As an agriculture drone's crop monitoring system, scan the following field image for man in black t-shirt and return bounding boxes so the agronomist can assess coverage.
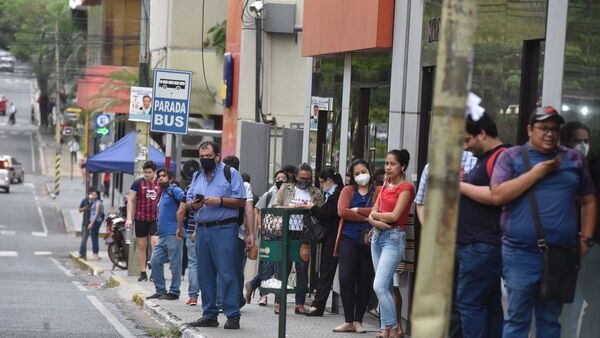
[457,113,507,338]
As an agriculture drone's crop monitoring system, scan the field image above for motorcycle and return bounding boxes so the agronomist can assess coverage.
[103,205,129,270]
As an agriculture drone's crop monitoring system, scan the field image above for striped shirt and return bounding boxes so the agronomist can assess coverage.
[130,178,161,221]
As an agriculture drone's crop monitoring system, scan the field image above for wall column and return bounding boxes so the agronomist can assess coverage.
[542,0,568,108]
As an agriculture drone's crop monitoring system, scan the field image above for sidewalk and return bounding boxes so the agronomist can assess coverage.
[70,250,383,338]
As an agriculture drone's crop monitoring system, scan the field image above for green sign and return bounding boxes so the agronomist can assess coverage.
[96,127,110,136]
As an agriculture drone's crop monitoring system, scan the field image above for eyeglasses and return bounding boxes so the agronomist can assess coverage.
[199,155,216,159]
[533,126,560,135]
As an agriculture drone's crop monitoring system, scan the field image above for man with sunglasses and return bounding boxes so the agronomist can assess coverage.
[125,160,162,282]
[186,141,246,330]
[490,107,597,338]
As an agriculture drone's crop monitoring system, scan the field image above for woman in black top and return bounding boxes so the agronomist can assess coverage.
[304,167,344,316]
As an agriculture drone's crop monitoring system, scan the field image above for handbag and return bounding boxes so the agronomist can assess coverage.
[306,215,328,243]
[520,146,580,303]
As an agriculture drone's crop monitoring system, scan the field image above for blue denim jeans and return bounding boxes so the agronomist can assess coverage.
[274,260,308,305]
[196,222,240,319]
[457,242,503,338]
[371,228,405,329]
[502,245,562,338]
[216,237,246,308]
[150,235,183,295]
[250,260,276,295]
[79,220,101,256]
[185,232,199,298]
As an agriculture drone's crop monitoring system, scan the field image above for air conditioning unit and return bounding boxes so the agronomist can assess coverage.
[175,117,222,182]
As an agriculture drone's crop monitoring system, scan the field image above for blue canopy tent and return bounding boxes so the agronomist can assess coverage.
[86,131,176,174]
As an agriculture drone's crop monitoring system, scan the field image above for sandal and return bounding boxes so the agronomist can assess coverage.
[258,295,268,306]
[244,281,255,304]
[333,323,356,333]
[353,322,367,333]
[274,303,280,314]
[295,305,306,314]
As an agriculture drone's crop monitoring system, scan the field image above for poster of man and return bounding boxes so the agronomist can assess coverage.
[129,86,153,122]
[310,96,333,131]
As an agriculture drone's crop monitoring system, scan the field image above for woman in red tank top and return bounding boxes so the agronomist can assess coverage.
[367,149,415,338]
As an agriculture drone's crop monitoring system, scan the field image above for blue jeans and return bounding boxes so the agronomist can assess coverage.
[150,235,183,295]
[79,220,101,256]
[217,237,246,308]
[185,232,199,298]
[196,222,240,319]
[250,260,276,294]
[371,228,405,329]
[274,260,308,305]
[502,245,562,338]
[457,242,503,338]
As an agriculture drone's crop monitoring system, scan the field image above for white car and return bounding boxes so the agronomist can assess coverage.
[0,169,9,193]
[0,156,24,183]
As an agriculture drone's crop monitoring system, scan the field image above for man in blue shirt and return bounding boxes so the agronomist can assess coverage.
[146,169,186,301]
[186,141,246,330]
[491,107,597,338]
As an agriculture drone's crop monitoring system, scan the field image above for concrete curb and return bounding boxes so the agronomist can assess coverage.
[55,205,67,233]
[138,297,208,338]
[68,251,104,276]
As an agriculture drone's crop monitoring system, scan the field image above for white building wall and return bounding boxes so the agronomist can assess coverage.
[148,0,226,116]
[237,0,307,130]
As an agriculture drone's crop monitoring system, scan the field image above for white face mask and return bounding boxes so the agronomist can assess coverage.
[354,173,371,186]
[574,142,590,157]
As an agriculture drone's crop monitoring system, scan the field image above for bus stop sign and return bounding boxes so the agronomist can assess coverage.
[150,68,192,135]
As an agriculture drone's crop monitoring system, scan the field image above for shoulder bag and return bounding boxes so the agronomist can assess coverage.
[520,146,580,303]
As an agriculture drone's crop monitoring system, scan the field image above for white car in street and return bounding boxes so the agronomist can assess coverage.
[0,169,9,193]
[0,155,24,183]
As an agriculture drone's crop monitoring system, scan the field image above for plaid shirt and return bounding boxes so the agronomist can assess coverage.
[414,151,477,205]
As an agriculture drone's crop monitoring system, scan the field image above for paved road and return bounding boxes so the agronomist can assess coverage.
[0,70,158,337]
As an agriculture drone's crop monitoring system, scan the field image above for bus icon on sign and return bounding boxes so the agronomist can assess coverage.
[159,79,186,90]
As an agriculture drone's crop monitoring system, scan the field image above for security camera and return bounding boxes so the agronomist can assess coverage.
[249,1,263,13]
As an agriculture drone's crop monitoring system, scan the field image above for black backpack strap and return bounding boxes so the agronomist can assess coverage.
[520,146,547,251]
[223,164,232,185]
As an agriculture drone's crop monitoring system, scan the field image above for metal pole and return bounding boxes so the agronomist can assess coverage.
[411,0,479,337]
[278,209,289,338]
[129,0,151,276]
[255,15,262,123]
[54,21,61,197]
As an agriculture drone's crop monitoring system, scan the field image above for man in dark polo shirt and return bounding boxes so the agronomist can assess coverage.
[457,113,508,338]
[186,141,246,330]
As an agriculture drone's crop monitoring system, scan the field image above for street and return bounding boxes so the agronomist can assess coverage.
[0,70,158,338]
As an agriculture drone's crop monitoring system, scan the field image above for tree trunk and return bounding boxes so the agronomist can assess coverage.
[411,0,479,337]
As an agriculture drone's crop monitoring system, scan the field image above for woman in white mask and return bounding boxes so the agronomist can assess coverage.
[331,159,381,333]
[560,121,591,158]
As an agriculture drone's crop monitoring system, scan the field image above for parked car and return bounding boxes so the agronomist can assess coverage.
[0,56,14,72]
[0,156,24,183]
[0,169,9,193]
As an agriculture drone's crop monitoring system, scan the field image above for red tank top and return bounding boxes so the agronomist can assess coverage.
[379,182,415,229]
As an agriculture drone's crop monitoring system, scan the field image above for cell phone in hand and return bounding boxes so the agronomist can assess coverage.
[194,194,204,202]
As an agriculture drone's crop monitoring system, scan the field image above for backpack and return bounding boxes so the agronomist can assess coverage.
[191,165,245,226]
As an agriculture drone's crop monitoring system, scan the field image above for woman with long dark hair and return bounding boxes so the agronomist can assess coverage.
[368,150,414,338]
[331,159,380,333]
[304,167,344,316]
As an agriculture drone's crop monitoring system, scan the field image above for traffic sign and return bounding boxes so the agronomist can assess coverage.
[96,127,109,136]
[96,114,110,128]
[150,69,192,135]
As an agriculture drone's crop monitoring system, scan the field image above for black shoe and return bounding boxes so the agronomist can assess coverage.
[147,262,151,270]
[224,317,240,329]
[304,308,324,317]
[159,293,179,300]
[138,272,148,282]
[146,293,164,299]
[189,317,219,328]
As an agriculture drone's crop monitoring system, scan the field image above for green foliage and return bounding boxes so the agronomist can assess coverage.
[203,20,226,56]
[145,324,181,338]
[0,0,86,99]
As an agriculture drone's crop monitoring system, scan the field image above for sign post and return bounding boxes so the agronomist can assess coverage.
[151,69,193,168]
